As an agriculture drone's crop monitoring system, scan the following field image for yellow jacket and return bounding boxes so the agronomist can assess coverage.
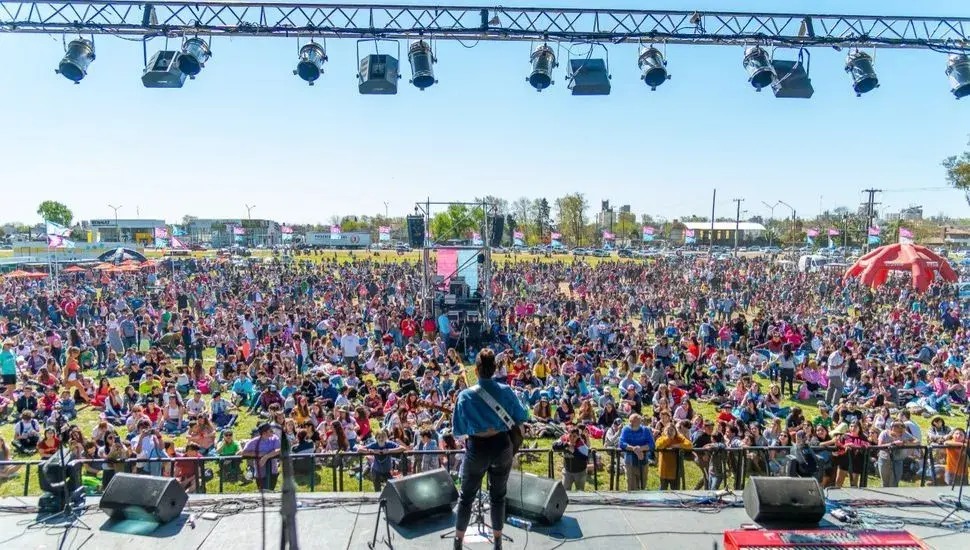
[655,434,693,480]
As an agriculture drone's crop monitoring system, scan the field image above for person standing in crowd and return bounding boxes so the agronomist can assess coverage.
[876,421,918,487]
[242,423,281,491]
[451,349,529,550]
[619,413,655,490]
[825,345,846,408]
[552,426,590,490]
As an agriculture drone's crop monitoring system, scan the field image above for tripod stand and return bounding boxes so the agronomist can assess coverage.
[938,408,970,527]
[29,416,90,532]
[439,489,514,546]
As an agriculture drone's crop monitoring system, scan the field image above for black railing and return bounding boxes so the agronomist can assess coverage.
[0,444,962,496]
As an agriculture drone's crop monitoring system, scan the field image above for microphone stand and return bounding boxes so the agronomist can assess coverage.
[274,424,300,550]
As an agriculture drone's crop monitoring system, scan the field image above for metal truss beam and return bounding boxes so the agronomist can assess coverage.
[0,2,968,51]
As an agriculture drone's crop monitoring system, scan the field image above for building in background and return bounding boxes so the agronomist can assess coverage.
[84,219,166,244]
[681,221,767,246]
[186,219,281,248]
[885,205,924,223]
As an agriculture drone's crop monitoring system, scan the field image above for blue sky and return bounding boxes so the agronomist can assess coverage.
[2,0,969,225]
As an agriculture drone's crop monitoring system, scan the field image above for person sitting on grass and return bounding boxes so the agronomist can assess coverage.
[15,386,38,416]
[210,391,237,429]
[0,437,22,479]
[12,410,40,453]
[58,389,77,421]
[36,427,60,459]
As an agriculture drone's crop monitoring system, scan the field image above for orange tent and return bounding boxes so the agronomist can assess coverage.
[4,270,47,279]
[844,242,958,292]
[92,262,115,271]
[61,266,87,273]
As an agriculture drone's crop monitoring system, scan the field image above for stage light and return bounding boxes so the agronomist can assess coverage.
[142,50,186,88]
[845,50,879,96]
[178,37,211,78]
[528,44,557,91]
[946,54,970,99]
[294,43,327,85]
[56,38,95,84]
[638,46,669,90]
[742,46,774,91]
[408,40,437,90]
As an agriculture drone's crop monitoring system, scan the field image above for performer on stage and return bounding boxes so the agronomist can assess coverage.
[451,348,529,550]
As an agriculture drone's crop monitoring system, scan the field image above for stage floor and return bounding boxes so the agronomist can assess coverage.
[1,487,968,549]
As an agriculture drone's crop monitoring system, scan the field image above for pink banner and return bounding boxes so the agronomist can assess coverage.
[281,226,293,234]
[828,228,840,236]
[806,228,819,237]
[436,248,459,286]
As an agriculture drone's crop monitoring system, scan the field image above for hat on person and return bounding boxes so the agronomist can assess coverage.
[613,418,624,426]
[830,423,849,436]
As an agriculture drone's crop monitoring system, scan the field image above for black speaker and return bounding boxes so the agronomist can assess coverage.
[407,215,425,248]
[488,215,505,247]
[505,471,568,525]
[380,468,458,525]
[743,477,825,525]
[100,473,188,524]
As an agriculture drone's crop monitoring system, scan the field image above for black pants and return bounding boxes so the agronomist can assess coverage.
[456,432,513,533]
[780,369,795,397]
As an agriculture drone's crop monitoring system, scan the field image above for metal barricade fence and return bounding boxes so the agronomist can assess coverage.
[0,444,960,496]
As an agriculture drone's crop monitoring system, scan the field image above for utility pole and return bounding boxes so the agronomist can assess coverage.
[383,201,390,219]
[732,198,744,254]
[862,188,881,253]
[709,188,716,255]
[245,204,256,220]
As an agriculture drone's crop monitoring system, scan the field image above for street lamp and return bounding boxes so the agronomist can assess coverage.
[245,204,256,220]
[107,204,122,243]
[761,201,780,247]
[777,200,796,254]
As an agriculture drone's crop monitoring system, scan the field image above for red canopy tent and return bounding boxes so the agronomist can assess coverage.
[3,269,47,280]
[61,265,88,274]
[844,242,958,292]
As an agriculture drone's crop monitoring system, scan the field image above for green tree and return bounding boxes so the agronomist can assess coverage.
[554,193,588,246]
[533,198,551,239]
[37,200,73,226]
[430,205,480,240]
[943,137,970,206]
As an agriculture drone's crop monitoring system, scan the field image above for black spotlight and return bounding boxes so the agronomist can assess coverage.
[56,38,95,84]
[845,50,879,96]
[638,46,670,90]
[178,37,211,78]
[946,54,970,99]
[408,40,437,90]
[743,46,774,91]
[294,43,327,85]
[528,44,557,91]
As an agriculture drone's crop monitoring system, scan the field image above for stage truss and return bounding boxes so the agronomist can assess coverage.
[0,1,968,51]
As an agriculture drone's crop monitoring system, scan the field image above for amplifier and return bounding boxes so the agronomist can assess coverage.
[724,529,928,550]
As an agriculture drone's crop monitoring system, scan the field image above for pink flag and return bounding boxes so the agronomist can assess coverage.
[685,229,695,237]
[899,227,913,239]
[827,228,840,236]
[233,226,246,235]
[513,231,524,239]
[868,226,881,236]
[171,236,188,249]
[378,226,391,234]
[550,232,561,240]
[154,227,169,239]
[806,228,819,238]
[602,231,615,240]
[47,234,64,248]
[643,226,655,235]
[281,226,293,234]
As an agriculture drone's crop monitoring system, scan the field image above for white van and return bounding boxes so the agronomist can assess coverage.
[798,254,830,273]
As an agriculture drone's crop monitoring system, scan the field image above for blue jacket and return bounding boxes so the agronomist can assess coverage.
[618,426,656,465]
[453,379,529,438]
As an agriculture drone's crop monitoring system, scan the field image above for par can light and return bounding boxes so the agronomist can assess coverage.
[56,38,95,84]
[528,44,557,91]
[637,46,669,90]
[845,50,879,96]
[408,40,437,90]
[946,54,970,99]
[294,43,327,85]
[178,37,211,78]
[742,46,774,91]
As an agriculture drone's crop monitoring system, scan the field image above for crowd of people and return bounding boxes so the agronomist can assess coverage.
[0,250,967,495]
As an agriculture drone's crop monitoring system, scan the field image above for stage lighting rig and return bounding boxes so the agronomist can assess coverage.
[528,44,557,91]
[294,42,327,85]
[56,38,95,84]
[946,53,970,99]
[178,37,211,78]
[408,39,437,90]
[742,45,774,91]
[845,49,879,96]
[142,50,186,88]
[637,46,670,90]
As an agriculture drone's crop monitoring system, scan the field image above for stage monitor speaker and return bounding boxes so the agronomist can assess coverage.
[506,471,568,525]
[358,54,400,94]
[100,473,188,524]
[743,477,825,526]
[407,215,425,248]
[380,468,458,525]
[488,215,505,247]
